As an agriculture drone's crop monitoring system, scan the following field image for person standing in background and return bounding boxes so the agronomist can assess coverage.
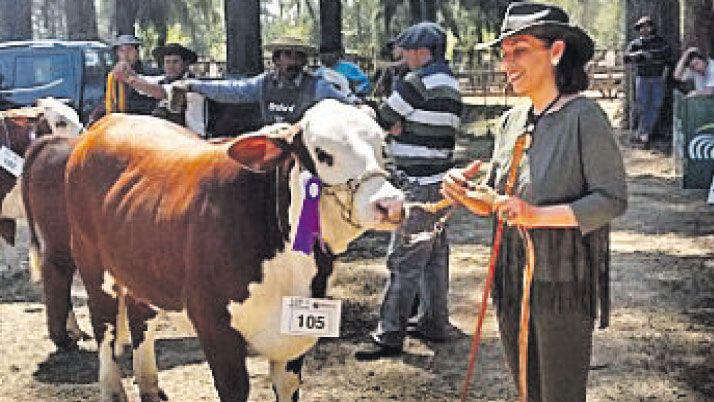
[624,16,672,147]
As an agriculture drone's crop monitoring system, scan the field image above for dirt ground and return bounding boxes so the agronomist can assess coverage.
[0,99,712,401]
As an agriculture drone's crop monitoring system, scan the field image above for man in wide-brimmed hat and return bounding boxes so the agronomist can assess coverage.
[624,15,672,146]
[110,35,161,112]
[113,42,199,125]
[167,36,353,125]
[153,43,198,80]
[87,35,159,124]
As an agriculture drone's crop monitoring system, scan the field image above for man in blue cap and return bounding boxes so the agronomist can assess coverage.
[318,44,372,98]
[356,22,463,360]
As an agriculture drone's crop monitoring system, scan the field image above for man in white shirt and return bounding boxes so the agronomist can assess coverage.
[674,47,714,96]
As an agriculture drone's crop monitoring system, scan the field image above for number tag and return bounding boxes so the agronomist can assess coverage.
[280,296,341,337]
[0,146,23,177]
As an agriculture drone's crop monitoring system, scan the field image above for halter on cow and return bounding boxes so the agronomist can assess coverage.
[63,99,404,402]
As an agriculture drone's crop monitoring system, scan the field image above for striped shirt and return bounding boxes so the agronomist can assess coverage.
[378,60,462,182]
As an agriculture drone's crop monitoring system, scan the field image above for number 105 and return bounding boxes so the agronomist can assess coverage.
[297,314,325,330]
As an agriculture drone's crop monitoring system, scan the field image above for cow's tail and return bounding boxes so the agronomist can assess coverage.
[21,137,53,283]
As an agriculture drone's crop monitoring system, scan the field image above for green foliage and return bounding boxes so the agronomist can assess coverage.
[90,0,625,64]
[533,0,624,47]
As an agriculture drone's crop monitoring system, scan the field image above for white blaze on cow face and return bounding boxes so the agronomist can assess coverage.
[297,100,405,253]
[36,97,83,137]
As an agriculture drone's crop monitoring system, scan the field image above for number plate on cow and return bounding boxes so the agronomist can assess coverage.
[0,146,23,177]
[280,296,341,337]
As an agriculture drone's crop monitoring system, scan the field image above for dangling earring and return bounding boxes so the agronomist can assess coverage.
[551,59,560,66]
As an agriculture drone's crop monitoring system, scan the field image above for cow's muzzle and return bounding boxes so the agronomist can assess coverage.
[373,196,405,228]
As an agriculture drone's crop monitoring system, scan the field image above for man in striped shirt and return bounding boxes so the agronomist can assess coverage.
[356,22,463,360]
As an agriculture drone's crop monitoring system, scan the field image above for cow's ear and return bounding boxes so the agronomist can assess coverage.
[227,135,291,172]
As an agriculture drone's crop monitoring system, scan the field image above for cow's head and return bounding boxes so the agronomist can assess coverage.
[228,99,405,253]
[35,98,83,137]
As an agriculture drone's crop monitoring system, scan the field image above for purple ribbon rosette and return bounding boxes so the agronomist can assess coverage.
[292,176,322,254]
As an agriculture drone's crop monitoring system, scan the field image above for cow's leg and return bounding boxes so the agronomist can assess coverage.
[189,300,249,402]
[66,309,91,342]
[75,247,128,402]
[41,252,83,350]
[270,358,303,402]
[126,297,167,402]
[91,291,128,402]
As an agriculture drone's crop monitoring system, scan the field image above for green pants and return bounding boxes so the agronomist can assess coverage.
[497,308,594,402]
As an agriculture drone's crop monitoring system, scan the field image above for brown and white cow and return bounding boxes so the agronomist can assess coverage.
[64,99,405,402]
[22,134,86,350]
[0,99,86,349]
[0,98,82,249]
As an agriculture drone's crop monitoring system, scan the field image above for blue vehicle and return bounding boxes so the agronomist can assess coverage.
[0,40,113,122]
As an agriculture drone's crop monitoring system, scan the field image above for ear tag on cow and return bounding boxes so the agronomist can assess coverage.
[0,146,24,177]
[292,176,322,254]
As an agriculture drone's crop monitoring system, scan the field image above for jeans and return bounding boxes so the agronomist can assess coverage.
[373,181,450,347]
[635,76,665,139]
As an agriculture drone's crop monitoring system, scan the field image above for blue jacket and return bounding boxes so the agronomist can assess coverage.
[188,70,352,105]
[333,61,372,96]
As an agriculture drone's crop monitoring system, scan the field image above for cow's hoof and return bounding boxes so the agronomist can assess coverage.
[68,328,92,342]
[53,338,79,353]
[104,394,128,402]
[140,389,168,402]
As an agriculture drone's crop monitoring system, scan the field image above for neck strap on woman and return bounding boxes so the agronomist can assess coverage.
[526,93,561,133]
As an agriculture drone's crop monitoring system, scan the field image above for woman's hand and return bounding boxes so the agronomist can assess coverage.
[441,160,495,216]
[494,197,579,228]
[494,196,537,226]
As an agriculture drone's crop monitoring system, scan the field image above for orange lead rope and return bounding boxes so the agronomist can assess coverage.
[517,226,536,402]
[105,72,126,114]
[460,132,533,402]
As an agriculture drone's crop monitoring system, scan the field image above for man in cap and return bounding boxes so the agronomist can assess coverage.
[674,47,714,96]
[113,43,199,125]
[624,16,672,146]
[168,37,353,126]
[318,43,372,97]
[355,22,463,360]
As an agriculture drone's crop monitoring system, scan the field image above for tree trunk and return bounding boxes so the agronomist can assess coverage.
[422,0,437,22]
[115,0,139,35]
[408,0,421,24]
[624,0,680,136]
[681,0,714,55]
[0,0,32,41]
[225,0,263,76]
[383,0,397,39]
[65,0,98,40]
[320,0,342,53]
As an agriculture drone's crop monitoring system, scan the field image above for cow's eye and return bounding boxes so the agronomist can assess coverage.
[315,147,334,167]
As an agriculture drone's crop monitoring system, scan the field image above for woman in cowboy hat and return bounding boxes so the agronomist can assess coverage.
[443,3,627,401]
